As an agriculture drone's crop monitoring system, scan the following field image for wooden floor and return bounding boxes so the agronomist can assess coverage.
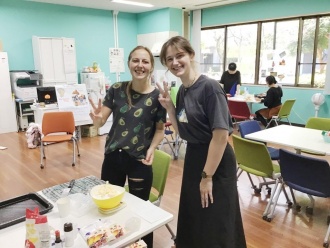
[1,129,329,248]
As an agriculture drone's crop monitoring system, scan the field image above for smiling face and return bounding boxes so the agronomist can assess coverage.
[165,46,194,78]
[128,48,153,81]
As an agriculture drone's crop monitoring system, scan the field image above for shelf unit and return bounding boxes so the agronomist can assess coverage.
[16,100,34,131]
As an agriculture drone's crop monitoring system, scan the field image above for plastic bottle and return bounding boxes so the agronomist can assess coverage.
[64,222,74,247]
[54,230,63,248]
[244,87,249,95]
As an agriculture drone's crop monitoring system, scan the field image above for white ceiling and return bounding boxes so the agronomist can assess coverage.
[27,0,251,13]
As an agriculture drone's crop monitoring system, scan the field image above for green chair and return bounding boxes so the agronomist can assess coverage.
[149,150,171,205]
[302,117,330,155]
[232,135,290,221]
[125,149,176,239]
[266,99,296,128]
[170,86,179,107]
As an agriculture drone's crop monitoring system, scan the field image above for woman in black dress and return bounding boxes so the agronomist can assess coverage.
[157,36,246,248]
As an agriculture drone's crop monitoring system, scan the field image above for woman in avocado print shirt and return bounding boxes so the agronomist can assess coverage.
[89,46,166,248]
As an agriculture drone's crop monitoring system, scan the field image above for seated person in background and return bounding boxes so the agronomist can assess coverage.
[219,62,241,96]
[255,75,283,127]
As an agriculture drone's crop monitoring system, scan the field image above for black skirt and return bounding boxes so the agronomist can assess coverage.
[175,142,246,248]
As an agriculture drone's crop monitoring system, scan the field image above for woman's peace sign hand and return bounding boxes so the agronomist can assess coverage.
[89,98,102,121]
[156,82,173,110]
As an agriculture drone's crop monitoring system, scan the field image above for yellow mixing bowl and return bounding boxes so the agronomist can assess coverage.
[90,183,125,209]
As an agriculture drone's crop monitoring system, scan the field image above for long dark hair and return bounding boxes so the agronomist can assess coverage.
[126,46,154,107]
[266,75,277,85]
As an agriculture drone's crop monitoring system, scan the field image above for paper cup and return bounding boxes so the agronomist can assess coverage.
[56,197,71,218]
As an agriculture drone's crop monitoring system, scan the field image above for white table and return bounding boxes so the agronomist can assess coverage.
[228,95,261,112]
[245,125,330,155]
[0,191,173,247]
[31,105,92,127]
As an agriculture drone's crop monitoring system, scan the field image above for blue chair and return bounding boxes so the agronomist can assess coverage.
[239,120,279,160]
[278,149,330,248]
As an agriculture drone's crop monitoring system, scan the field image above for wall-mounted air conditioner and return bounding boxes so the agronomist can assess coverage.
[137,31,179,56]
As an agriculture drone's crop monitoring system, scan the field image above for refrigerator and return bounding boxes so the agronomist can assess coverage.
[80,72,112,135]
[0,52,17,133]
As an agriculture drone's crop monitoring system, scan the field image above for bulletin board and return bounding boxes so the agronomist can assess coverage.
[55,84,90,122]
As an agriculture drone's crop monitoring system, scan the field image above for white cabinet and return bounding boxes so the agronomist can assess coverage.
[0,52,18,133]
[32,36,78,87]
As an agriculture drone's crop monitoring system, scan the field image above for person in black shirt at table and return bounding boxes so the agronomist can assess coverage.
[255,75,283,127]
[219,62,241,96]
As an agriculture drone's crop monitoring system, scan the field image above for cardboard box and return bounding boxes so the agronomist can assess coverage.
[81,125,98,137]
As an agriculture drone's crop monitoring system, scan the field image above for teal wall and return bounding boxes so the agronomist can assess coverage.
[202,0,330,27]
[137,9,170,34]
[0,0,182,83]
[169,8,183,34]
[0,0,138,82]
[202,0,330,124]
[137,8,182,34]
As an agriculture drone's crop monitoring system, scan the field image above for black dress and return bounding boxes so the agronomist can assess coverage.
[175,75,246,248]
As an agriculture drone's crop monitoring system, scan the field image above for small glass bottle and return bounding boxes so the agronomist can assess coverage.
[63,222,74,247]
[54,230,63,248]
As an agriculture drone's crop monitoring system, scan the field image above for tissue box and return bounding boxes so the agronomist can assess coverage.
[81,125,98,137]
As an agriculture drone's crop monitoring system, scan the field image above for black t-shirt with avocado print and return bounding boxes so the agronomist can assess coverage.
[103,81,166,159]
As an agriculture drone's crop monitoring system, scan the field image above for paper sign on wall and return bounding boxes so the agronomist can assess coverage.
[109,48,125,73]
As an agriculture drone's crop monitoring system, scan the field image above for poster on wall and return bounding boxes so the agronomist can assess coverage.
[109,48,125,73]
[55,84,90,122]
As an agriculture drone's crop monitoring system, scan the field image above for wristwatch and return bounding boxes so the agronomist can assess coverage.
[201,171,213,179]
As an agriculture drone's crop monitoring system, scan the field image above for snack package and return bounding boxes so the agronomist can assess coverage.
[25,208,50,248]
[79,219,126,248]
[125,240,147,248]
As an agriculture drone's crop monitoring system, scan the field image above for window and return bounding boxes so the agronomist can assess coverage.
[200,28,225,81]
[259,20,299,85]
[201,15,330,88]
[227,24,257,84]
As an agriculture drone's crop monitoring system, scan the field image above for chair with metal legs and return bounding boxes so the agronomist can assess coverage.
[265,99,296,128]
[40,111,80,169]
[232,135,290,222]
[275,149,330,247]
[237,120,280,195]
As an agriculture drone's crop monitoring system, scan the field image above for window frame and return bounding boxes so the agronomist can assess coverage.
[201,14,330,88]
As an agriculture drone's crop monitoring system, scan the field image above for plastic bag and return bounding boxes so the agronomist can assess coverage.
[25,207,50,248]
[26,123,42,149]
[79,219,126,248]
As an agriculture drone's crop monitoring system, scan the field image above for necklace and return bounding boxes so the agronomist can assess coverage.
[185,75,196,89]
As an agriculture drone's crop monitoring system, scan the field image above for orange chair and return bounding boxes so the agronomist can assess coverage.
[228,100,254,126]
[40,111,80,168]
